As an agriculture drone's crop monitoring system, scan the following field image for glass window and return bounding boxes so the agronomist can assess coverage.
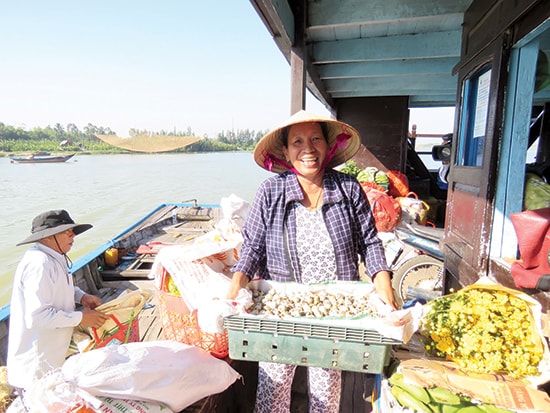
[458,67,492,167]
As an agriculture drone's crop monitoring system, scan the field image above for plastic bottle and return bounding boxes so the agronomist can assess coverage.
[172,210,178,225]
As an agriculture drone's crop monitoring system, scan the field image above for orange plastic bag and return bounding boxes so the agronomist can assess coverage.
[361,183,402,232]
[387,170,409,198]
[360,181,387,193]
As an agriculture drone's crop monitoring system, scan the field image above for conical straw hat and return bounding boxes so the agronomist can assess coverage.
[253,110,361,173]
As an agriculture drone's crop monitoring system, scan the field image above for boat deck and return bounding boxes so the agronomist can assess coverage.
[75,204,367,412]
[82,205,262,413]
[96,278,270,413]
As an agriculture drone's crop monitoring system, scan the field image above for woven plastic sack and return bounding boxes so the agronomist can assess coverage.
[95,397,174,413]
[88,290,149,342]
[156,267,229,358]
[361,183,402,232]
[62,341,241,412]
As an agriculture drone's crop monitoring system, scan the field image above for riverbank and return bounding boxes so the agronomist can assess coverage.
[0,147,246,158]
[1,149,175,157]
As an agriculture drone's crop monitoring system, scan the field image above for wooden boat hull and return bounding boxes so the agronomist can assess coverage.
[9,153,75,163]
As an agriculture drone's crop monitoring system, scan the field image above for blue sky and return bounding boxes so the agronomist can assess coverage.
[0,1,453,138]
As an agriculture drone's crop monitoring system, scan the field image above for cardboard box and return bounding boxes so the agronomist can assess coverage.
[400,358,550,412]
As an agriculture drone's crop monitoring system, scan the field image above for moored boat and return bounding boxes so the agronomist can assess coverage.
[9,153,75,164]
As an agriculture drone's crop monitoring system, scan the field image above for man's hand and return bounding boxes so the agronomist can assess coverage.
[81,293,102,309]
[80,308,109,329]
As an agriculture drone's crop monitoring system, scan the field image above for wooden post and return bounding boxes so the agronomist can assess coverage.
[290,0,306,115]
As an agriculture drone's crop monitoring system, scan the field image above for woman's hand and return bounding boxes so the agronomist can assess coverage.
[226,271,251,300]
[373,270,398,310]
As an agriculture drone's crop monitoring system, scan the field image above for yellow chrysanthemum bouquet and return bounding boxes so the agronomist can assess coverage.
[420,278,547,378]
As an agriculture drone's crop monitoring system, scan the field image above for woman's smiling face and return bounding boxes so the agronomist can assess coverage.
[283,122,328,179]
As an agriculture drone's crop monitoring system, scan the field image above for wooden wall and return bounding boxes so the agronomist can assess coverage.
[336,97,409,171]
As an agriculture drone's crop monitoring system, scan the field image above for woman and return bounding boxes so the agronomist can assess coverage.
[227,110,397,413]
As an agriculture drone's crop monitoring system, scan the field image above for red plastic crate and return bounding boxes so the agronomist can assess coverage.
[157,268,229,358]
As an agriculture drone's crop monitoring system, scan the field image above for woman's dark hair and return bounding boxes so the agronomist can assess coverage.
[281,122,329,147]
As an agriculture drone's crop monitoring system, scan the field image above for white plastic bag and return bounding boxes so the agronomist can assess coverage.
[197,288,253,333]
[7,369,102,413]
[220,193,250,229]
[62,340,241,411]
[151,249,234,310]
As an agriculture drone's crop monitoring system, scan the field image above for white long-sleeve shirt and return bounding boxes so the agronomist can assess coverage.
[7,243,85,388]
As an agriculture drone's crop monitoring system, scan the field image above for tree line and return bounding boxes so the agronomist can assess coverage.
[0,122,268,154]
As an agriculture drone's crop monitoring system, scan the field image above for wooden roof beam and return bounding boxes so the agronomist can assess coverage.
[326,74,456,94]
[312,30,462,64]
[308,0,473,26]
[317,57,458,79]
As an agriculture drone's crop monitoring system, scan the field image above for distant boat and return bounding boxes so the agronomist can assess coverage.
[9,153,75,164]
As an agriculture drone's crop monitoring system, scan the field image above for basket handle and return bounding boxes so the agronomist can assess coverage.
[124,310,137,344]
[92,313,123,344]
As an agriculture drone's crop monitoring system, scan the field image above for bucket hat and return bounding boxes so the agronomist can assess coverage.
[253,110,362,174]
[17,209,92,246]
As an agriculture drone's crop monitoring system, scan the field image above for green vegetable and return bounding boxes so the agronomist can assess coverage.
[524,173,550,210]
[389,373,431,404]
[391,384,433,412]
[362,167,378,182]
[339,160,363,178]
[374,170,389,185]
[427,387,462,405]
[356,170,372,182]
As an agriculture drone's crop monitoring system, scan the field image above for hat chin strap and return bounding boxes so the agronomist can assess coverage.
[263,152,303,176]
[53,235,73,269]
[319,131,351,171]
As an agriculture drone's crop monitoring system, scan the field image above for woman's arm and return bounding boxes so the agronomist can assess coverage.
[226,271,251,300]
[372,270,397,309]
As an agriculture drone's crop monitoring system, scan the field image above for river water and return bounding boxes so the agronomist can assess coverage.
[0,152,271,309]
